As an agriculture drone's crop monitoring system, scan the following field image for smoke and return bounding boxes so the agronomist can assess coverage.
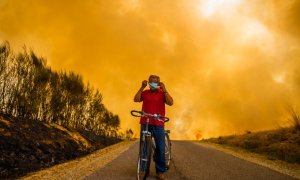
[1,0,300,139]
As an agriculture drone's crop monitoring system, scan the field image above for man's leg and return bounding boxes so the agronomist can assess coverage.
[152,125,166,174]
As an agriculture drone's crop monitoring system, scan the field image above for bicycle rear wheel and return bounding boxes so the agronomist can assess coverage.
[137,136,152,180]
[165,133,171,170]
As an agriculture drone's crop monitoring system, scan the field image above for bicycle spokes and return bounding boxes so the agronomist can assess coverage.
[137,137,152,180]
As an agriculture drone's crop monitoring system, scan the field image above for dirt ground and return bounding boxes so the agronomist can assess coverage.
[22,140,135,180]
[0,113,121,179]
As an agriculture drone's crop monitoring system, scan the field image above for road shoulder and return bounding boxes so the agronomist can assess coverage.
[21,140,137,180]
[196,141,300,179]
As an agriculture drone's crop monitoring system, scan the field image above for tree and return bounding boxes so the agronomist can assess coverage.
[0,41,121,139]
[125,128,134,140]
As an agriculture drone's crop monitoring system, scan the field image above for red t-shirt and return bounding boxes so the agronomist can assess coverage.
[140,89,166,126]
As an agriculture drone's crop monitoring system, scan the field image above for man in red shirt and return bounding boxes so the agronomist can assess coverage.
[134,75,173,180]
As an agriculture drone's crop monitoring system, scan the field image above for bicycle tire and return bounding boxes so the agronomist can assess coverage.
[152,138,156,163]
[151,133,172,170]
[137,136,152,180]
[165,133,171,170]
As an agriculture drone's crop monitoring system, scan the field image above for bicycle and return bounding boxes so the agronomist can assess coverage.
[131,110,172,180]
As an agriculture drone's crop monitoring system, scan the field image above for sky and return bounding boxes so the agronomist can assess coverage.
[0,0,300,139]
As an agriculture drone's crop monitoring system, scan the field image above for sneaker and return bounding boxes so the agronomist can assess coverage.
[157,173,165,180]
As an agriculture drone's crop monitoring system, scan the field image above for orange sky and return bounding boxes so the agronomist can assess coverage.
[1,0,300,139]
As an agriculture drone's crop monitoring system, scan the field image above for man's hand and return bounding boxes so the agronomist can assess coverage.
[159,82,167,92]
[134,80,147,102]
[159,82,173,106]
[142,80,148,89]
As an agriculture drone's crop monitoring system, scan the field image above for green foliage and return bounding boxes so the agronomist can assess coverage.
[0,41,120,138]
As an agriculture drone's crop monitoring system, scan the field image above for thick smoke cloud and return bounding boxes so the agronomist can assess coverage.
[1,0,299,139]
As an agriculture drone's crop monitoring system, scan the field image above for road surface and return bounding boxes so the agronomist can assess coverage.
[85,141,295,180]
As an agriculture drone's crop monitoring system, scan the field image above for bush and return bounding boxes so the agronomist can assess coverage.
[287,106,300,130]
[0,41,120,138]
[204,127,300,164]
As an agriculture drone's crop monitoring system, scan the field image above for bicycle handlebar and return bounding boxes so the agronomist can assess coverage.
[130,110,169,122]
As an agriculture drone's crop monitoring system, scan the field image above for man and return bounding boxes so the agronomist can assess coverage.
[134,75,173,180]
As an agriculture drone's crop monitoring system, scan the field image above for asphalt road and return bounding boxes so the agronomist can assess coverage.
[85,141,295,180]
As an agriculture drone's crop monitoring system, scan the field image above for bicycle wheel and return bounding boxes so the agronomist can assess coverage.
[165,133,171,170]
[152,138,156,163]
[137,136,152,180]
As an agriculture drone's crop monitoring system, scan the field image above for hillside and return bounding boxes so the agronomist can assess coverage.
[0,41,123,179]
[202,127,300,164]
[0,113,121,179]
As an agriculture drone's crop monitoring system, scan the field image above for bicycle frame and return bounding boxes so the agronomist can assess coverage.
[132,110,169,139]
[141,116,151,142]
[131,110,171,180]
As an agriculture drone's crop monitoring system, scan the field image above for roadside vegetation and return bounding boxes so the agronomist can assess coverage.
[0,41,120,137]
[202,107,300,164]
[0,41,128,178]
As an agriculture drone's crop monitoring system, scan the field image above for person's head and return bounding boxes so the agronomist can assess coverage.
[148,74,160,91]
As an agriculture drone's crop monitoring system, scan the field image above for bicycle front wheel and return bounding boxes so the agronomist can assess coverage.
[137,136,152,180]
[165,133,171,170]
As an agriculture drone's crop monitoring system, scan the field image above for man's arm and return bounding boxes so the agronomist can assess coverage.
[134,80,147,102]
[164,92,174,106]
[159,82,174,106]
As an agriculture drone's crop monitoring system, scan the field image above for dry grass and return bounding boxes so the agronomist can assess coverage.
[203,108,300,164]
[288,107,300,130]
[203,128,300,164]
